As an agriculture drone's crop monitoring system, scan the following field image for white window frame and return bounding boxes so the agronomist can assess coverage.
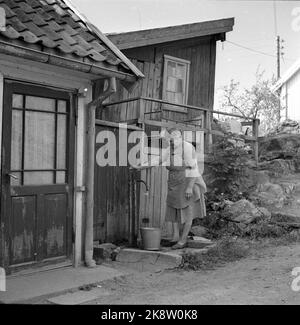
[162,55,190,113]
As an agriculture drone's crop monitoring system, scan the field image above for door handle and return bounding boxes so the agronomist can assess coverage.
[7,173,19,180]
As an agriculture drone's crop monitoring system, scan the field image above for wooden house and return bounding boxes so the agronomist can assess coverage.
[93,18,235,244]
[0,0,143,273]
[274,58,300,121]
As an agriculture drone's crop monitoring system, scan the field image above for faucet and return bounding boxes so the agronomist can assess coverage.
[135,179,149,195]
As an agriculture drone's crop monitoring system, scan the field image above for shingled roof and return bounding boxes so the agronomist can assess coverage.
[0,0,143,79]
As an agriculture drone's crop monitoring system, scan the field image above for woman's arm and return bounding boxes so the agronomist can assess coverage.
[185,177,197,200]
[131,145,170,170]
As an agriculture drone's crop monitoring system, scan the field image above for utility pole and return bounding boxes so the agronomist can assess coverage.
[276,36,285,79]
[277,35,281,79]
[276,36,285,122]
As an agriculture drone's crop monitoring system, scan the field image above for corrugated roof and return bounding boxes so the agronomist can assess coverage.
[0,0,144,78]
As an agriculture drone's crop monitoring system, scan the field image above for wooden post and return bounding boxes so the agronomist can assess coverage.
[252,119,260,164]
[139,98,145,121]
[98,103,104,120]
[85,78,116,268]
[204,111,213,153]
[128,170,133,246]
[128,170,137,247]
[85,103,97,267]
[0,73,4,269]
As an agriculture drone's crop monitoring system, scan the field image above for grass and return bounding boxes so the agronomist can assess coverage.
[181,237,250,271]
[181,227,300,271]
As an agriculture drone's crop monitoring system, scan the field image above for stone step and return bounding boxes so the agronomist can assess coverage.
[47,287,111,305]
[114,242,216,272]
[115,248,183,272]
[187,237,214,249]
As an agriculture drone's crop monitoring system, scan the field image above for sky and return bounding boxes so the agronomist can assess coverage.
[71,0,300,107]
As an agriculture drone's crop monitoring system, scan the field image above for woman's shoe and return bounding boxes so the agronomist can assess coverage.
[171,242,186,250]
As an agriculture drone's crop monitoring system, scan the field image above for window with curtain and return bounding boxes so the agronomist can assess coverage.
[162,55,190,113]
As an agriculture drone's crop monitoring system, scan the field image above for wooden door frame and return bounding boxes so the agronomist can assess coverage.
[0,80,76,272]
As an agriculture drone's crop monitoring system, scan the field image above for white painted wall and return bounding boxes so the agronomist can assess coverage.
[282,69,300,121]
[0,56,94,267]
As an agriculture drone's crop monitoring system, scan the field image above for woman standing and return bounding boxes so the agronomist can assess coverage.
[164,128,206,249]
[134,127,206,249]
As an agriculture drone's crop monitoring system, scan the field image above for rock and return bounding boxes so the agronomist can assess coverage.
[277,182,296,195]
[290,229,300,239]
[269,119,300,135]
[271,212,300,223]
[190,226,208,237]
[252,192,286,209]
[258,159,296,175]
[257,183,284,197]
[239,169,270,191]
[293,183,300,194]
[111,247,121,261]
[187,237,214,249]
[256,207,272,221]
[250,182,287,209]
[259,134,300,167]
[223,199,264,224]
[93,243,118,261]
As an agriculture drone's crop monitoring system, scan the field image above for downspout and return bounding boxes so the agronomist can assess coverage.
[85,77,117,267]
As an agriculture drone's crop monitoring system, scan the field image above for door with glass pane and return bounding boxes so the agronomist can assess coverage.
[1,81,75,270]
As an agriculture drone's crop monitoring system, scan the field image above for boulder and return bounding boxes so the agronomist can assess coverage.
[190,225,208,237]
[223,199,268,224]
[238,169,270,191]
[93,243,118,261]
[256,207,272,221]
[257,183,284,197]
[250,182,286,209]
[269,119,300,135]
[258,159,296,175]
[259,134,300,165]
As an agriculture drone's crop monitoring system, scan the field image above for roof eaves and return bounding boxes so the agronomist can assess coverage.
[107,18,234,50]
[0,39,137,83]
[63,0,144,79]
[273,58,300,91]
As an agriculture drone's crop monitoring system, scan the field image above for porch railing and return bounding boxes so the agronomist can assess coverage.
[101,96,260,163]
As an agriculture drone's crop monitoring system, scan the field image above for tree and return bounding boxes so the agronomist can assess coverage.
[219,70,282,135]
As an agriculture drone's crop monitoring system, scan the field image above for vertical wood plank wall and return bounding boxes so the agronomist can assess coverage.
[94,36,216,242]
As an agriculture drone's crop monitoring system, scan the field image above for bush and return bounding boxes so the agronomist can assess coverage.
[206,135,252,198]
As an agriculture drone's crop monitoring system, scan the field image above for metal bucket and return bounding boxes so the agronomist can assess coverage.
[140,227,161,251]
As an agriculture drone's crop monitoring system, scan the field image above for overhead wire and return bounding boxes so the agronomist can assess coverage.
[224,40,296,62]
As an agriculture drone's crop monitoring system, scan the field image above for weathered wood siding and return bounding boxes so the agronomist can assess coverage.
[94,35,217,241]
[98,36,216,123]
[94,123,137,243]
